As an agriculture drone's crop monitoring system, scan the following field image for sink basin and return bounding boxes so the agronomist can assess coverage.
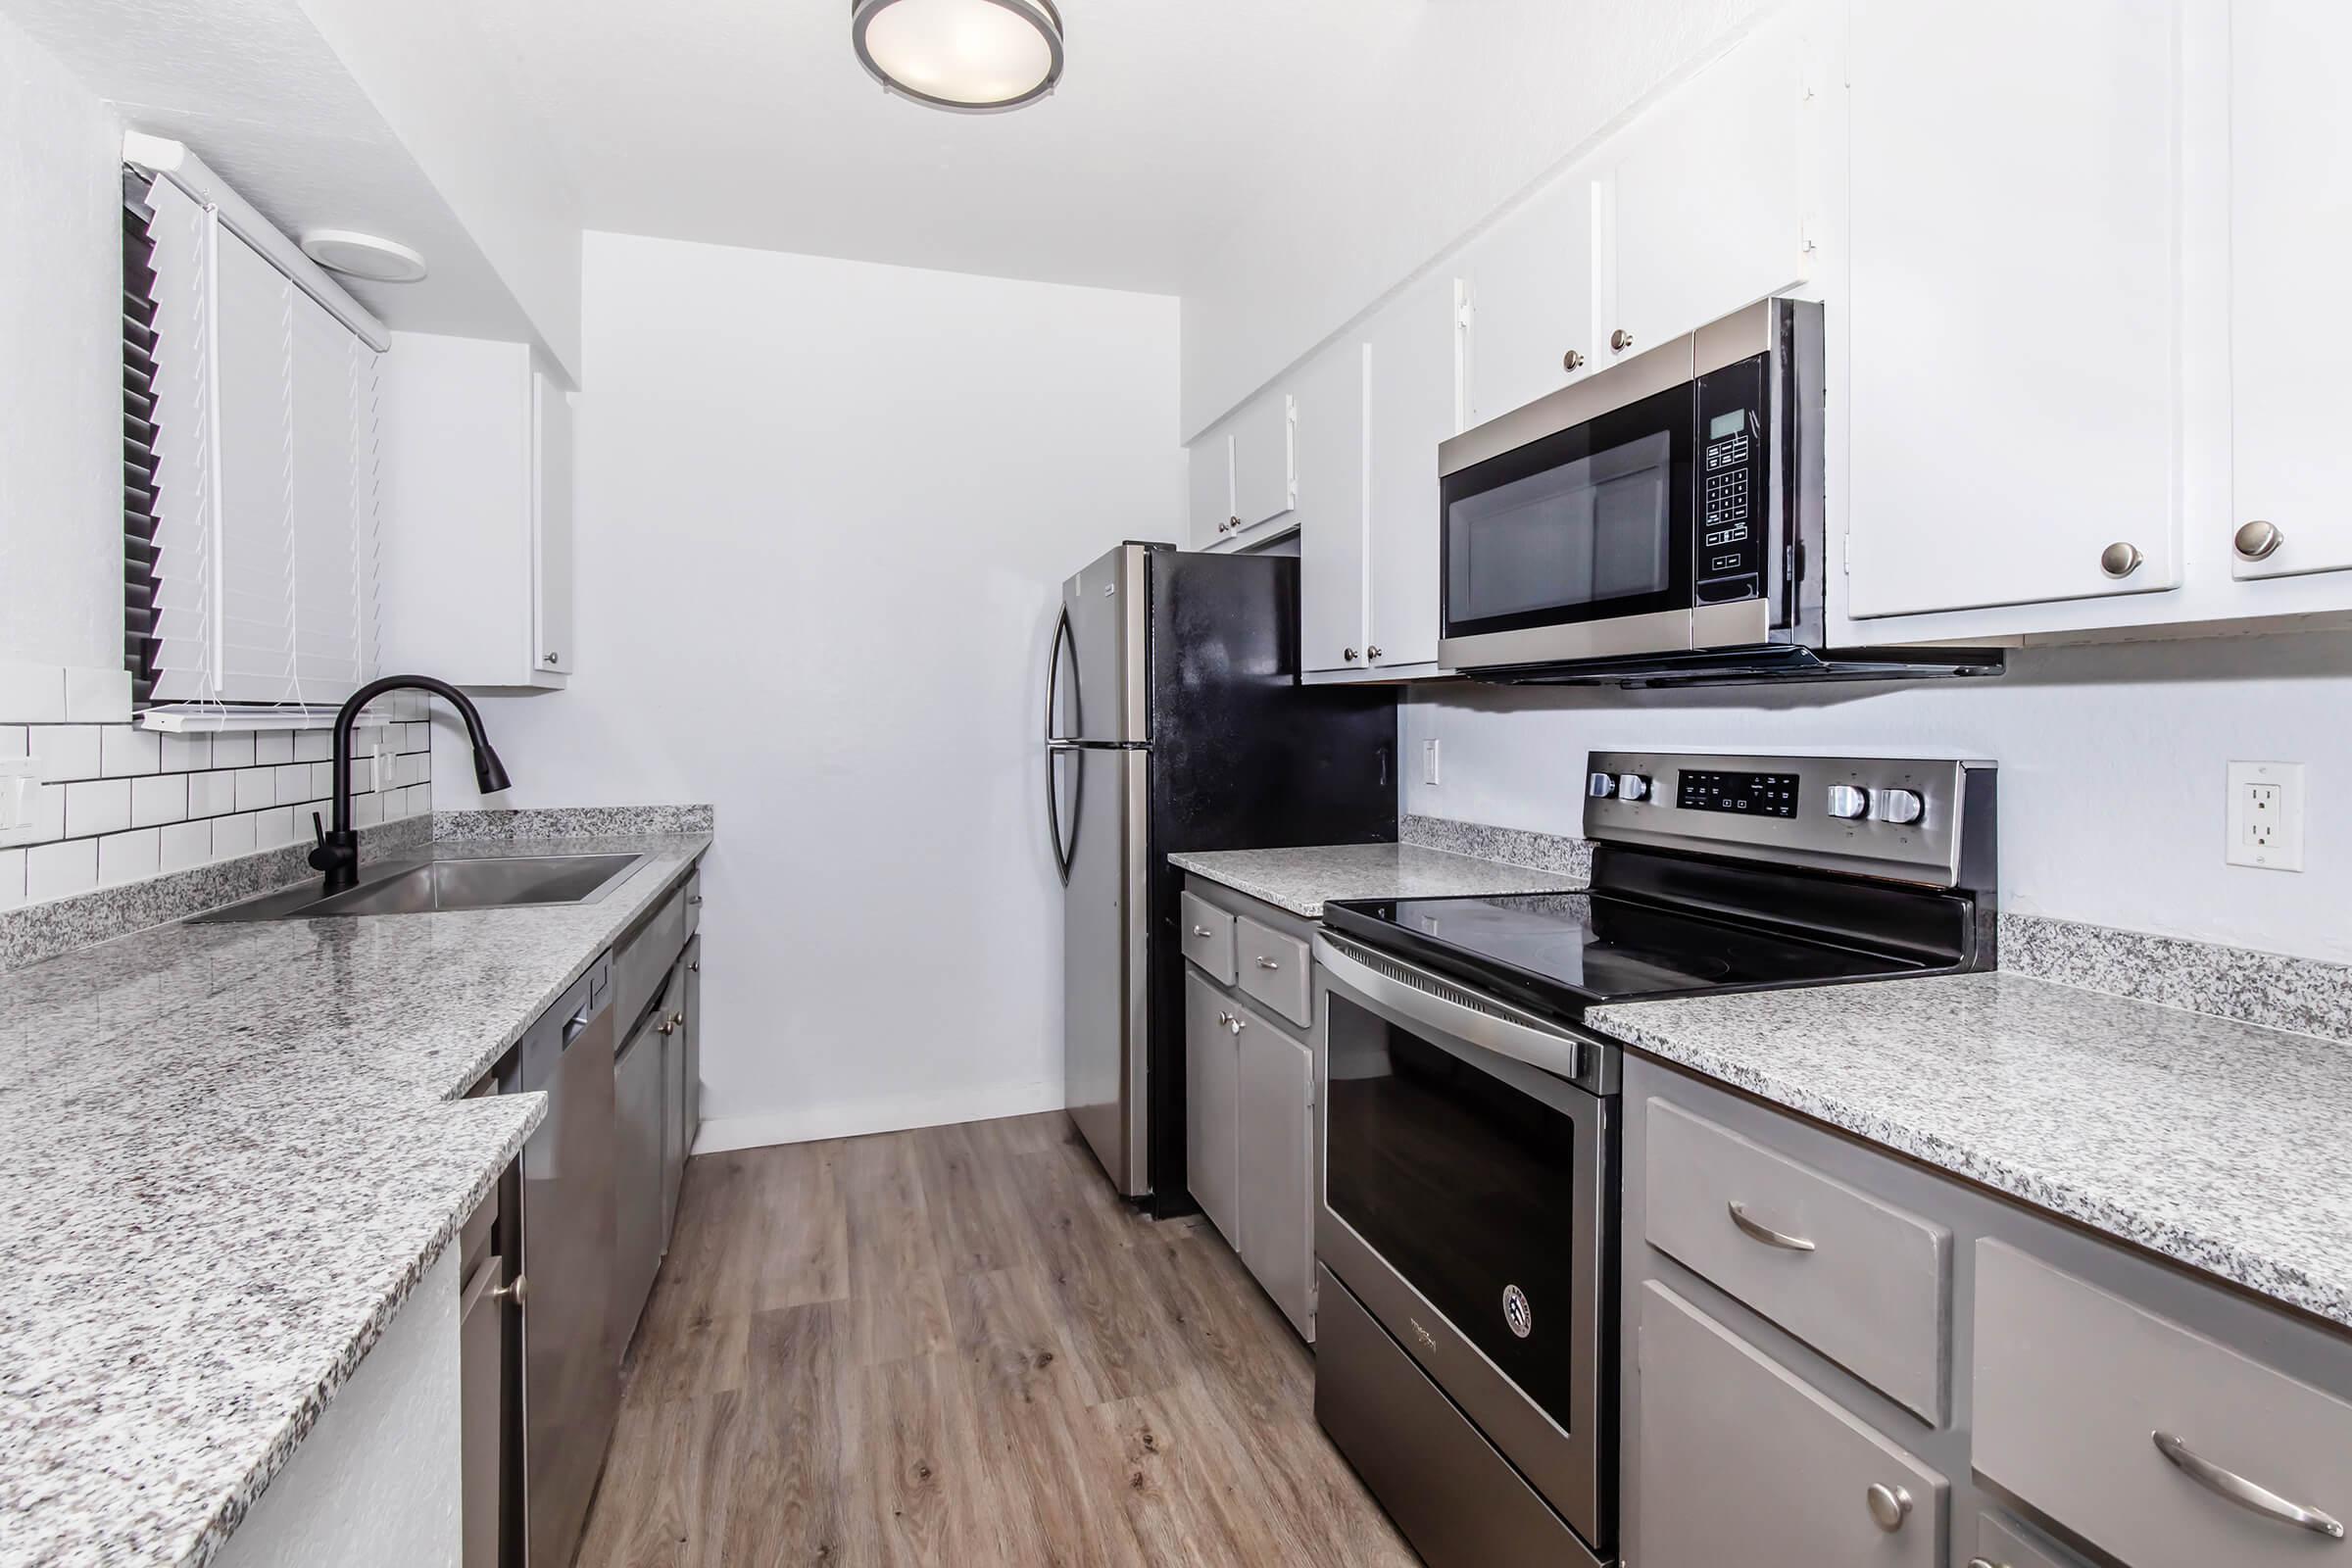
[194,852,651,922]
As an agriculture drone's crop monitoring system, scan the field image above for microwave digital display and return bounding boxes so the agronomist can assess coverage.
[1708,410,1747,440]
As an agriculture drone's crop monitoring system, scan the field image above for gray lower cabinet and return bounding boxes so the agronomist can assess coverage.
[1619,1054,2352,1568]
[1181,875,1319,1341]
[1185,968,1242,1245]
[1637,1280,1945,1568]
[1235,1002,1313,1338]
[612,1009,665,1355]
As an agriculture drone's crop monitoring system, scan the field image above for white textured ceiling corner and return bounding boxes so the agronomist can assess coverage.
[0,0,577,375]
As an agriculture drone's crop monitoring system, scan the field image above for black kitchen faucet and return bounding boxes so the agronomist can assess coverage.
[309,674,512,893]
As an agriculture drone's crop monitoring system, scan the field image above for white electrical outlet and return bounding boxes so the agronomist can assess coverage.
[1421,739,1442,786]
[0,760,40,847]
[2227,760,2305,871]
[373,743,396,795]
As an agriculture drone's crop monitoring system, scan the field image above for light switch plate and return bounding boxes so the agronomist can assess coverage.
[1421,739,1442,786]
[2227,760,2305,871]
[0,760,41,846]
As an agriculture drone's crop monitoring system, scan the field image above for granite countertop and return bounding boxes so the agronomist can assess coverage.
[1588,970,2352,1332]
[1168,842,1583,917]
[0,830,710,1568]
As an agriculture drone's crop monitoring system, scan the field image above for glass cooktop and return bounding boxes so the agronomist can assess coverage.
[1322,890,1929,1011]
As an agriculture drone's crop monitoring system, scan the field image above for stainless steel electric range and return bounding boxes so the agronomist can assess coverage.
[1309,751,1998,1568]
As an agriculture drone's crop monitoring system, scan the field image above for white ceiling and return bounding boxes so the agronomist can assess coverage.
[1,0,535,343]
[469,0,1447,297]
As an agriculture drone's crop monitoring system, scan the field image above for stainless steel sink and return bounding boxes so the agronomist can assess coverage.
[193,852,651,922]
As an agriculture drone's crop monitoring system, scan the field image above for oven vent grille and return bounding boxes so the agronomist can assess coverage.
[1329,937,1550,1030]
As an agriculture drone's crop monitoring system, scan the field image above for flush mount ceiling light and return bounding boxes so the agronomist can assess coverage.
[850,0,1065,114]
[298,229,428,283]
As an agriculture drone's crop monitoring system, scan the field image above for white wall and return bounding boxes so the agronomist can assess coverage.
[1180,0,1767,437]
[435,231,1181,1147]
[0,11,122,671]
[1405,631,2352,964]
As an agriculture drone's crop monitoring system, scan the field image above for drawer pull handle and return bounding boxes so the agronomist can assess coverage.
[2153,1431,2346,1539]
[1192,924,1213,938]
[1727,1200,1816,1252]
[1254,956,1281,970]
[1864,1482,1912,1532]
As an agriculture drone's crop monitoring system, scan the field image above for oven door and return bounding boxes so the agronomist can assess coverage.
[1313,933,1615,1553]
[1438,377,1696,670]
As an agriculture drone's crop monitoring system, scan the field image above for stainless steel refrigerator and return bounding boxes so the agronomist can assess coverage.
[1046,542,1396,1215]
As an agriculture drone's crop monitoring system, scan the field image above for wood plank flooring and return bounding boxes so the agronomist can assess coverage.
[575,1111,1421,1568]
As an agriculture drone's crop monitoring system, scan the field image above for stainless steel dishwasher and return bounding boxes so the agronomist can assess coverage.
[502,955,618,1568]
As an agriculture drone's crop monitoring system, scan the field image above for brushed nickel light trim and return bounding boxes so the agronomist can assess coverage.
[850,0,1065,114]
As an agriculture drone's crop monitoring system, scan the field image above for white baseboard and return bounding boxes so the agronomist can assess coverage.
[692,1078,1064,1154]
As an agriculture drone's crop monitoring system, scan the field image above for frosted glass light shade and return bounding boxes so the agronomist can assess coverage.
[850,0,1065,113]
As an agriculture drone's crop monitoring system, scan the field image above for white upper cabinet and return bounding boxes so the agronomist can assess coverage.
[1231,390,1298,533]
[1188,434,1236,549]
[1296,345,1371,673]
[2229,1,2352,582]
[1363,272,1461,672]
[1845,0,2184,619]
[530,372,575,675]
[380,334,575,689]
[1601,25,1810,365]
[1464,175,1597,428]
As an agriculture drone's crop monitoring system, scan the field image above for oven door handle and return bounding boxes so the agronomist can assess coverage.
[1314,932,1594,1087]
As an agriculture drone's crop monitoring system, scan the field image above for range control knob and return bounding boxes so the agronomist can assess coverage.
[1870,788,1925,825]
[1616,772,1651,803]
[1588,771,1618,800]
[1825,784,1870,820]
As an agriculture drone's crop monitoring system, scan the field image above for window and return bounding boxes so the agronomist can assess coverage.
[124,166,382,711]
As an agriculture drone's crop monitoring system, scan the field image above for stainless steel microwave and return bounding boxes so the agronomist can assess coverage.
[1438,299,2000,686]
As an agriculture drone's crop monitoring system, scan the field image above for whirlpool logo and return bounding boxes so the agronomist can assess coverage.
[1502,1284,1533,1339]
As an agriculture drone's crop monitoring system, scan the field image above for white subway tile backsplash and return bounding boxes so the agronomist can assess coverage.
[274,763,314,807]
[26,840,96,902]
[400,722,430,755]
[0,710,429,903]
[100,726,160,777]
[159,732,211,772]
[32,725,103,783]
[65,779,131,839]
[97,828,160,887]
[187,770,236,819]
[64,667,132,724]
[234,768,275,813]
[158,819,211,874]
[0,665,68,724]
[210,811,256,858]
[131,773,188,827]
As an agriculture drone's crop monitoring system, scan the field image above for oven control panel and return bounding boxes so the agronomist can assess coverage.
[1583,751,1993,889]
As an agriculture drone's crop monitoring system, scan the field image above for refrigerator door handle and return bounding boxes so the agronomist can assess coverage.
[1046,608,1082,884]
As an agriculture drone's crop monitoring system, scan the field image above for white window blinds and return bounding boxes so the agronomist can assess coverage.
[135,176,382,708]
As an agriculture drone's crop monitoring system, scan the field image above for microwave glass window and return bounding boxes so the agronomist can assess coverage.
[1446,430,1673,623]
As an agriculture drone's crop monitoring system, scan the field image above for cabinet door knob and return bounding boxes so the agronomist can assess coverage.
[689,959,701,973]
[1609,328,1635,354]
[1562,349,1586,371]
[1365,645,1383,661]
[1191,923,1212,938]
[1966,1560,2002,1568]
[1864,1483,1912,1533]
[491,1273,529,1306]
[543,652,560,665]
[2098,541,2143,578]
[688,894,703,906]
[1254,956,1280,970]
[1228,1014,1246,1034]
[1344,648,1360,662]
[1223,514,1240,533]
[2234,519,2284,561]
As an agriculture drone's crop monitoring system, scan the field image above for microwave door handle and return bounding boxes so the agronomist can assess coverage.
[1313,933,1592,1085]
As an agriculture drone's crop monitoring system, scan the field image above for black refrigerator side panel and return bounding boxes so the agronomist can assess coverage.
[1141,549,1399,1217]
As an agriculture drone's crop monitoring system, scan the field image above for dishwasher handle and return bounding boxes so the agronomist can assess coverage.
[562,1002,597,1050]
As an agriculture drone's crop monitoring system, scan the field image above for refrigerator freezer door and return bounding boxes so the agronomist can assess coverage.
[1064,744,1151,1196]
[1061,544,1152,745]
